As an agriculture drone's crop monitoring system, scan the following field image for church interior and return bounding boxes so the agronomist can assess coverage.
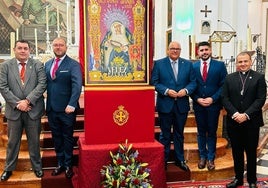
[0,0,268,187]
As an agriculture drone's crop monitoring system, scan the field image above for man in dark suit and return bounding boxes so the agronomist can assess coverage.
[0,40,47,181]
[221,52,266,188]
[191,41,227,170]
[45,37,82,179]
[151,41,196,171]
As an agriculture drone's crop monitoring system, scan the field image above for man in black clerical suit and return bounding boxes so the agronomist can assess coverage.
[221,52,266,188]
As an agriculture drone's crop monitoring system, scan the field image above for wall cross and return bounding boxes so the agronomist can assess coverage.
[200,5,212,17]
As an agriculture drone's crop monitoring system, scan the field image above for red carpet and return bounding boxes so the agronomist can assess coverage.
[167,178,268,187]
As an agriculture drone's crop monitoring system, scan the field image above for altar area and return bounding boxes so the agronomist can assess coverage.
[70,0,168,187]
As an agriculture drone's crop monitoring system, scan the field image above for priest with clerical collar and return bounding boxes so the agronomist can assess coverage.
[221,51,267,188]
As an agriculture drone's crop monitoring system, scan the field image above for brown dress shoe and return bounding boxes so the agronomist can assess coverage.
[198,158,206,169]
[207,160,215,170]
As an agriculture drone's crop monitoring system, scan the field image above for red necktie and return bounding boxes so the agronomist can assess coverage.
[202,62,207,81]
[20,62,26,83]
[52,58,60,79]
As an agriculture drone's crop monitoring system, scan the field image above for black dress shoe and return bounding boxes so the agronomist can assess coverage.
[248,183,257,188]
[51,166,65,176]
[65,167,74,179]
[175,161,190,171]
[0,171,12,181]
[34,170,44,178]
[226,179,243,188]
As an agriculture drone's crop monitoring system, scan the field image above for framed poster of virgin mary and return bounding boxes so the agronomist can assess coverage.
[84,0,151,85]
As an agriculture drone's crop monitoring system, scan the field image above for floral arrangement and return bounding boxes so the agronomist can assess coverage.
[100,140,153,188]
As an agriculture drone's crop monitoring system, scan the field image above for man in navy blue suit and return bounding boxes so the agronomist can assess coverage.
[191,41,227,171]
[151,41,196,171]
[45,37,82,179]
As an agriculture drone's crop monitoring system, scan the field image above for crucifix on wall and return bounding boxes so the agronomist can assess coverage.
[200,5,212,17]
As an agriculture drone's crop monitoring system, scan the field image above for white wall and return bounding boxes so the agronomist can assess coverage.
[154,0,257,61]
[153,1,167,60]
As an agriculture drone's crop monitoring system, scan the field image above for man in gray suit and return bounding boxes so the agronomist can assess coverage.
[0,40,47,181]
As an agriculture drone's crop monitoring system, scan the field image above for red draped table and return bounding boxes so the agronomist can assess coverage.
[72,87,166,187]
[72,136,166,188]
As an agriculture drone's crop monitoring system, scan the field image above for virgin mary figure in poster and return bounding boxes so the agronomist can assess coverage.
[100,21,134,74]
[85,0,148,85]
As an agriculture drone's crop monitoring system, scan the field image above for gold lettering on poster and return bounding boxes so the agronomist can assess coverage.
[120,0,135,4]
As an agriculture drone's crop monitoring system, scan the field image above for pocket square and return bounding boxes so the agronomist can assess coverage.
[60,70,69,73]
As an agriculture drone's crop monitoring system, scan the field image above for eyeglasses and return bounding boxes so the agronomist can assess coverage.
[169,48,181,51]
[52,44,65,47]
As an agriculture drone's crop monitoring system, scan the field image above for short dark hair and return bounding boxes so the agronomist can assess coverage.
[237,51,252,59]
[198,41,210,48]
[14,40,30,48]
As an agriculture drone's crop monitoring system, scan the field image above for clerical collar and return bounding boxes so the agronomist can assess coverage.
[240,70,249,75]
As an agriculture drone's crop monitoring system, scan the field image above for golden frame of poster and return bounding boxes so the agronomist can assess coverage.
[84,0,150,85]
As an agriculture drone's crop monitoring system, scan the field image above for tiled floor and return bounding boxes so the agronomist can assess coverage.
[257,143,268,178]
[256,123,268,179]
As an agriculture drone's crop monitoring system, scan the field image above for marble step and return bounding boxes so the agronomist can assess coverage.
[40,131,84,149]
[188,148,234,181]
[0,137,228,171]
[41,149,79,168]
[0,171,41,188]
[1,134,43,151]
[154,126,199,143]
[167,137,228,163]
[155,112,197,128]
[41,115,84,131]
[3,126,201,152]
[166,148,234,182]
[1,128,83,152]
[41,169,73,188]
[0,148,80,171]
[0,147,42,171]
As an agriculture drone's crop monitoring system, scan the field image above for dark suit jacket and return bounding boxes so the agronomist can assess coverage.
[151,56,196,113]
[221,70,266,127]
[191,59,227,111]
[0,58,47,120]
[45,55,82,113]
